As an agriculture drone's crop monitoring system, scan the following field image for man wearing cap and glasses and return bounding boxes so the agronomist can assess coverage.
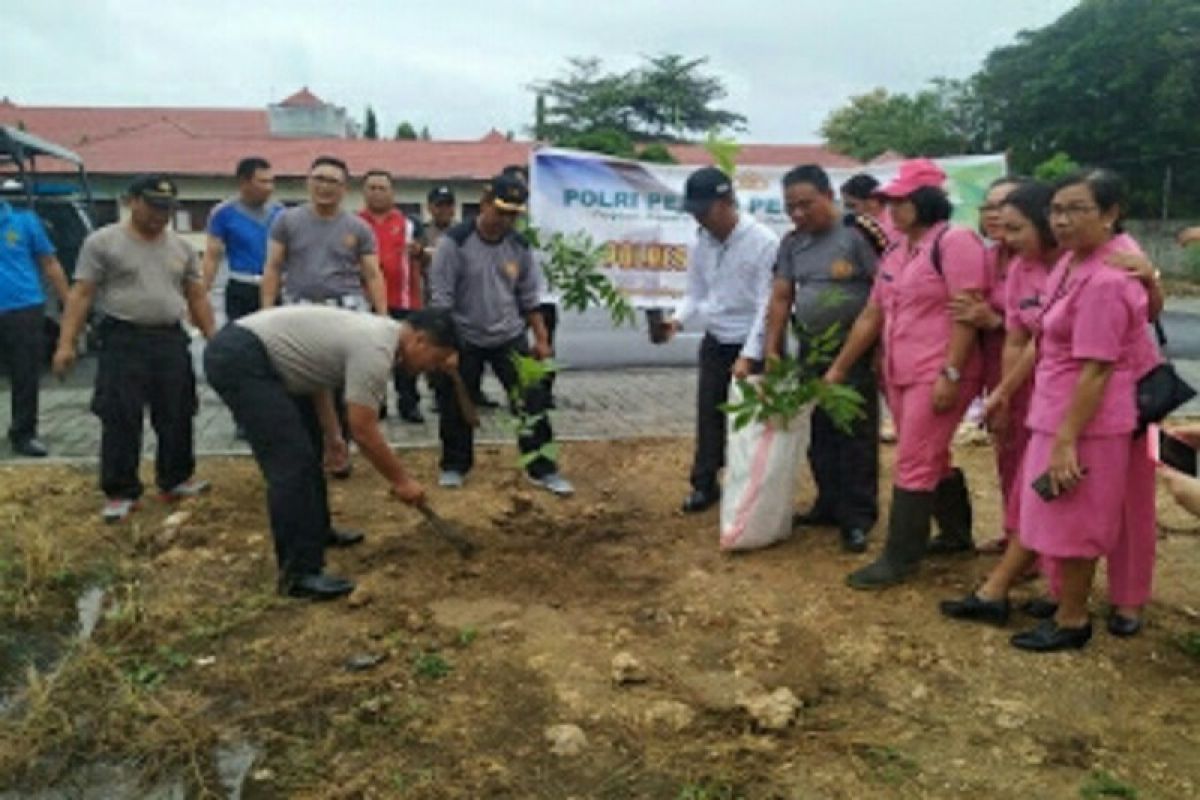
[429,173,573,496]
[53,175,216,523]
[657,166,779,513]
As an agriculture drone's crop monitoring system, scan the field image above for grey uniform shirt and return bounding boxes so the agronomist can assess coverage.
[235,305,401,407]
[776,223,878,342]
[75,223,201,325]
[269,204,377,303]
[429,222,539,348]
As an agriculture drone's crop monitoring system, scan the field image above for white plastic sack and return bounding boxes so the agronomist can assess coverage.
[719,381,812,552]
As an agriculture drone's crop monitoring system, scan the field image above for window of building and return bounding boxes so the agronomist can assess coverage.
[175,200,217,233]
[461,202,480,222]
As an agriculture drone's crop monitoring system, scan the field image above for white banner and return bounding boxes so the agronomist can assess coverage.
[529,147,1007,308]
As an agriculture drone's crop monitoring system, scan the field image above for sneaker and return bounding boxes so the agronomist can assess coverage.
[528,472,574,497]
[439,470,465,489]
[102,498,138,524]
[160,478,211,502]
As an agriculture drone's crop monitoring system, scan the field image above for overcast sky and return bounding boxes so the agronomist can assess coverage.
[5,0,1078,143]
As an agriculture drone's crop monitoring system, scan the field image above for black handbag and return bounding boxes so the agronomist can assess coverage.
[1136,321,1196,430]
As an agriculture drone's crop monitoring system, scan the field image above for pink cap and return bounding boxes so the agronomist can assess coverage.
[874,158,946,199]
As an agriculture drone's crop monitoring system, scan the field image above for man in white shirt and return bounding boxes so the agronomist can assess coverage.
[659,167,779,512]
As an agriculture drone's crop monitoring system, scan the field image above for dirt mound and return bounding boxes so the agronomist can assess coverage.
[1,440,1199,798]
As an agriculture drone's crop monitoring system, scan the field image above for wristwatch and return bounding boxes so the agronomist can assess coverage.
[940,366,961,383]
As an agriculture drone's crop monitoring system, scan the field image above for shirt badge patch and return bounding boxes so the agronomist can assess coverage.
[4,229,19,247]
[830,258,854,280]
[503,260,519,281]
[343,233,358,249]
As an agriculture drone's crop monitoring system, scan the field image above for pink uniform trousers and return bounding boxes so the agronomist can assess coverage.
[890,380,980,492]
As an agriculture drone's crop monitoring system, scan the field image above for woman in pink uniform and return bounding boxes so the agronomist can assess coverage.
[826,158,987,589]
[934,176,1028,554]
[1009,169,1154,652]
[939,181,1061,624]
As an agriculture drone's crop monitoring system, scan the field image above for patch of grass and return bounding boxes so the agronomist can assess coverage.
[412,650,452,680]
[860,745,921,786]
[1176,631,1200,660]
[677,778,743,800]
[457,626,479,647]
[1080,770,1138,799]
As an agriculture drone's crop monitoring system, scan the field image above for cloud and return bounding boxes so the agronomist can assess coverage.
[2,0,1078,141]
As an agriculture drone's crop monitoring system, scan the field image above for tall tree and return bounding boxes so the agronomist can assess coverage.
[529,54,746,150]
[974,0,1200,214]
[820,88,971,162]
[419,125,432,141]
[394,121,418,140]
[363,106,378,140]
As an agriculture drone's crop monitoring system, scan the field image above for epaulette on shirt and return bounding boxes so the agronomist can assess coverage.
[845,213,890,256]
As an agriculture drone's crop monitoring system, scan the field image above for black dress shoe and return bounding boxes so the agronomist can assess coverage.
[1107,611,1143,638]
[940,592,1011,626]
[792,508,835,527]
[1020,597,1059,619]
[399,407,426,424]
[1010,619,1092,652]
[280,572,355,601]
[327,528,366,548]
[681,489,719,513]
[840,527,869,553]
[11,437,48,458]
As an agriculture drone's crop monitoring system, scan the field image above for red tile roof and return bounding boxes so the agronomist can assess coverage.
[277,87,326,108]
[0,98,858,179]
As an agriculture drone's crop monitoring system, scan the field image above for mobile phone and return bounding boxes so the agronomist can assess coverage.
[1148,424,1198,476]
[1031,466,1089,502]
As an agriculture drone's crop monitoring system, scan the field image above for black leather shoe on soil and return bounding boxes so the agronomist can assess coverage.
[840,527,869,553]
[1010,619,1092,652]
[1020,597,1059,619]
[681,489,719,513]
[12,437,48,458]
[940,592,1010,626]
[792,508,835,528]
[1107,611,1143,638]
[327,528,366,548]
[281,572,355,601]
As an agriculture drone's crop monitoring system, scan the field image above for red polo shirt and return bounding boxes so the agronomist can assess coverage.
[358,208,421,310]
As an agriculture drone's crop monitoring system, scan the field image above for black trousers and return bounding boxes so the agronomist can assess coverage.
[690,333,744,494]
[91,320,196,500]
[224,279,262,322]
[436,335,555,478]
[0,304,44,443]
[538,302,559,400]
[204,325,331,577]
[807,348,880,531]
[388,308,421,413]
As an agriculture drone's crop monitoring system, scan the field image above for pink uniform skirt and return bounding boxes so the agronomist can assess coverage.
[1019,431,1132,559]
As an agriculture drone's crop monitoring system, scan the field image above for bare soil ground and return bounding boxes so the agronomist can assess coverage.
[2,438,1199,799]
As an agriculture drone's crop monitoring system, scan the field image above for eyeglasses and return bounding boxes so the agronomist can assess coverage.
[1049,203,1098,219]
[310,174,345,186]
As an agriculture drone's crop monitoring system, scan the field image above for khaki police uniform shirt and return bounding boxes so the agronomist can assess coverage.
[235,305,401,408]
[75,223,201,325]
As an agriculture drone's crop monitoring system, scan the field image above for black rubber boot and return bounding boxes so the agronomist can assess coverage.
[927,468,974,555]
[846,487,934,590]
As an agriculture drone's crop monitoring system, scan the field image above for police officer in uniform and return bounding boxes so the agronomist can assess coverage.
[54,175,216,523]
[430,173,573,495]
[755,165,886,552]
